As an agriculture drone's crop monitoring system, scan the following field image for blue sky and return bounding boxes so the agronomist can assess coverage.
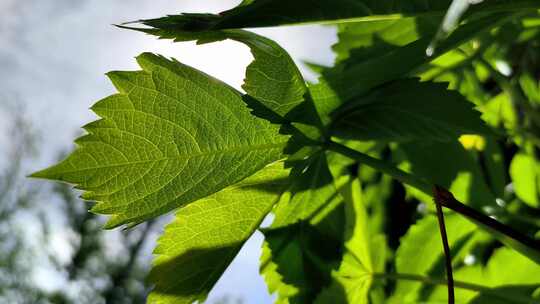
[0,1,336,302]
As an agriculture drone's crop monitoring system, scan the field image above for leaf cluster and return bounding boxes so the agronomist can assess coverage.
[32,1,540,303]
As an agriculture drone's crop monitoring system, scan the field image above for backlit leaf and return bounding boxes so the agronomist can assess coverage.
[31,53,289,228]
[510,153,539,208]
[331,79,492,142]
[148,163,289,304]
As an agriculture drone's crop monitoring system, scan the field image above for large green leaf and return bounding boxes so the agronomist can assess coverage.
[134,0,538,29]
[147,162,289,304]
[31,53,289,228]
[330,79,492,142]
[121,26,318,124]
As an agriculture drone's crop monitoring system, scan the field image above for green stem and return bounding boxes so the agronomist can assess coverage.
[326,140,540,263]
[326,141,432,194]
[434,195,455,304]
[372,272,535,303]
[372,272,485,292]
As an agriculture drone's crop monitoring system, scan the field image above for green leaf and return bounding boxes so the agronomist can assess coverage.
[389,213,476,303]
[469,285,540,304]
[315,178,383,304]
[428,247,540,303]
[272,151,339,228]
[148,162,289,304]
[122,26,311,115]
[510,152,539,208]
[31,53,289,228]
[397,140,495,207]
[333,16,437,63]
[310,12,508,125]
[481,93,518,130]
[234,32,307,119]
[331,79,492,142]
[519,72,540,105]
[133,1,538,29]
[260,153,346,303]
[260,213,344,303]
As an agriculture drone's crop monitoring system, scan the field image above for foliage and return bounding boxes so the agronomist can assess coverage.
[0,106,154,304]
[32,1,540,303]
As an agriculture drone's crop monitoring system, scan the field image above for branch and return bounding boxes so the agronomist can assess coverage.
[327,140,540,263]
[433,186,455,304]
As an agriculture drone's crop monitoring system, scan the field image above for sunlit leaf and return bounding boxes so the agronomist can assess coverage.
[148,163,289,304]
[31,53,289,228]
[510,153,539,208]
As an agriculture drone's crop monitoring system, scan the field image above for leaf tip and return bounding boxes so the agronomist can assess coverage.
[28,166,57,180]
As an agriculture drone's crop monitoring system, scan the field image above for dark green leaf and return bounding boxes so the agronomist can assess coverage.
[311,13,509,125]
[272,151,339,228]
[398,140,495,207]
[331,79,492,142]
[135,1,538,29]
[315,178,386,304]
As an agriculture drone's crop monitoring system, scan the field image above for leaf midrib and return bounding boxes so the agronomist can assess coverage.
[58,142,286,174]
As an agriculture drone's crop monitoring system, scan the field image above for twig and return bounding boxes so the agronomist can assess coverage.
[434,186,455,304]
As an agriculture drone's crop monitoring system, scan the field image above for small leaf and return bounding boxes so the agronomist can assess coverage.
[519,72,540,105]
[510,153,539,208]
[31,53,289,228]
[147,162,289,304]
[331,79,492,142]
